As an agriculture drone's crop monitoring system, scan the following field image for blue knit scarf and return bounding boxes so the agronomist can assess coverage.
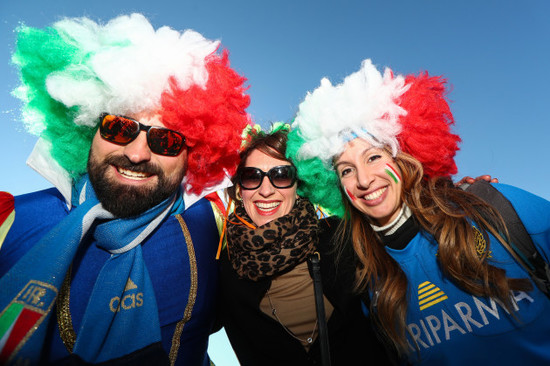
[0,176,181,364]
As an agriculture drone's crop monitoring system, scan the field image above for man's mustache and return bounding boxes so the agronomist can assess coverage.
[104,155,163,177]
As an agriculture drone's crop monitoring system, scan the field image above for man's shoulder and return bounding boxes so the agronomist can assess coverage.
[493,183,550,233]
[12,187,68,221]
[1,188,68,275]
[179,195,222,224]
[183,195,216,213]
[9,187,68,235]
[164,197,219,239]
[13,187,66,207]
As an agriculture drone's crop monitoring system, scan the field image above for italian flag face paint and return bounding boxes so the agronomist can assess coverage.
[385,163,401,184]
[343,187,356,202]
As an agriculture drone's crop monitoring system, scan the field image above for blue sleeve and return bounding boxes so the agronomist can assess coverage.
[0,188,68,277]
[493,183,550,263]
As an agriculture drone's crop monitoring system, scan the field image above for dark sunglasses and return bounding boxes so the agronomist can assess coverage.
[99,113,186,156]
[239,165,297,190]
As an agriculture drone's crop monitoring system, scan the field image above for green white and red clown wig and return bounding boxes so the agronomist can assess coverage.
[12,13,250,200]
[286,59,460,217]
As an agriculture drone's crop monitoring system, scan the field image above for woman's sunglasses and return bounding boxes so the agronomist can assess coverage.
[239,165,297,190]
[99,113,186,156]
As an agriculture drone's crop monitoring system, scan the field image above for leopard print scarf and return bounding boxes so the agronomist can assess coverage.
[227,197,319,281]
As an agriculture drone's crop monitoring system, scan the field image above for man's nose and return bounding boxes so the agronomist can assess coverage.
[123,131,152,163]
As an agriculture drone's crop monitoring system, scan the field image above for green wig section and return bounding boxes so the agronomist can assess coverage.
[286,128,345,217]
[12,25,96,181]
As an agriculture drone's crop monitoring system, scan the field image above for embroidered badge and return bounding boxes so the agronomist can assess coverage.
[0,280,57,363]
[473,226,492,259]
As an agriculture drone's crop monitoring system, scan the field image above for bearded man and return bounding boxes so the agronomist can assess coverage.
[0,14,250,366]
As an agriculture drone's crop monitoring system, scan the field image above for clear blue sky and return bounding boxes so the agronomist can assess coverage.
[1,0,549,364]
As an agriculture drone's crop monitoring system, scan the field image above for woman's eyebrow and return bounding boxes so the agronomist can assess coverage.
[334,146,374,169]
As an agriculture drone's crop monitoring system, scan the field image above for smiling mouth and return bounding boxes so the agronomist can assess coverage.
[361,187,387,201]
[116,166,153,180]
[255,201,281,212]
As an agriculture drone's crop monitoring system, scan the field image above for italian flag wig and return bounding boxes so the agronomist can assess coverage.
[287,59,460,217]
[11,13,251,196]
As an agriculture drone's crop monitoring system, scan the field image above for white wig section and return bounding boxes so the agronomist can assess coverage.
[292,59,409,166]
[45,13,219,126]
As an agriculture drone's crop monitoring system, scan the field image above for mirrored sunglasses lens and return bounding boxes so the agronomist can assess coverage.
[240,168,262,189]
[270,166,296,188]
[148,128,184,156]
[101,115,139,144]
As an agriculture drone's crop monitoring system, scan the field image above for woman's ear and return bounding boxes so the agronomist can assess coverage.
[235,186,242,201]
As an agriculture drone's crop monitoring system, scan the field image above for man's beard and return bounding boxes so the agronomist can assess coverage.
[87,152,184,218]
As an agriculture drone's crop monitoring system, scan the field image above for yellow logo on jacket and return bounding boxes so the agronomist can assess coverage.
[418,281,448,311]
[109,278,144,312]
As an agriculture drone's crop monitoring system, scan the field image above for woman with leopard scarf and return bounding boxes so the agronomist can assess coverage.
[217,125,391,365]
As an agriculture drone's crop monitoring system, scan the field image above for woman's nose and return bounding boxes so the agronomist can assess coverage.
[257,176,275,197]
[356,165,374,189]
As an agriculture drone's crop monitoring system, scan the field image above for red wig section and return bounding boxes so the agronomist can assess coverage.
[397,73,461,178]
[160,50,251,194]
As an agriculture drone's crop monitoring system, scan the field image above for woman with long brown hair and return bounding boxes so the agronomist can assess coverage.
[287,59,550,365]
[217,124,390,366]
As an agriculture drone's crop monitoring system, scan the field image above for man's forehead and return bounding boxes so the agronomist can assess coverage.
[128,111,165,127]
[131,110,159,119]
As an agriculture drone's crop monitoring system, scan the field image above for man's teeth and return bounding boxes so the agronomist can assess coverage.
[255,202,280,210]
[117,167,151,180]
[363,187,387,201]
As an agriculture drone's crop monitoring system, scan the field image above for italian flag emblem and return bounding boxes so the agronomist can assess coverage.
[0,281,57,363]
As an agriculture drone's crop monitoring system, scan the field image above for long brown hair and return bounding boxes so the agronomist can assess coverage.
[339,150,533,356]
